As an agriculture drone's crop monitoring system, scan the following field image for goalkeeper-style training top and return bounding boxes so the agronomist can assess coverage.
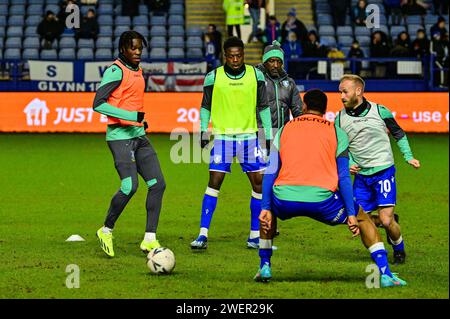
[93,57,146,141]
[335,98,414,176]
[262,114,355,216]
[200,63,273,141]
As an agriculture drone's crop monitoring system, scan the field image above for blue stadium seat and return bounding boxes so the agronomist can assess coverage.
[355,35,370,46]
[40,49,58,60]
[0,16,5,27]
[9,5,26,16]
[390,25,407,39]
[341,46,351,57]
[22,48,40,60]
[140,47,149,59]
[168,15,184,26]
[0,37,4,48]
[114,4,122,16]
[60,29,75,38]
[171,0,185,4]
[317,14,333,25]
[23,37,40,49]
[388,15,405,25]
[406,15,423,25]
[29,0,45,4]
[336,26,353,36]
[168,36,184,48]
[133,25,149,37]
[46,0,60,4]
[115,16,131,26]
[12,0,27,4]
[425,23,434,37]
[5,37,21,49]
[315,3,331,14]
[96,37,113,49]
[44,4,60,15]
[150,15,166,26]
[98,16,114,26]
[0,27,3,37]
[8,15,25,26]
[95,49,112,60]
[150,48,167,59]
[150,26,167,37]
[27,4,43,16]
[372,25,389,36]
[320,36,336,47]
[114,26,129,37]
[354,26,371,37]
[168,47,184,59]
[318,25,335,36]
[98,4,114,16]
[133,15,149,26]
[169,4,184,15]
[25,26,37,37]
[424,14,439,25]
[78,38,94,49]
[99,26,113,37]
[186,48,203,59]
[186,27,203,37]
[7,26,23,38]
[338,35,354,46]
[26,15,42,27]
[169,25,185,37]
[408,24,425,36]
[150,36,167,48]
[186,36,203,49]
[77,48,94,60]
[4,48,21,60]
[0,4,7,13]
[59,48,76,60]
[60,37,76,48]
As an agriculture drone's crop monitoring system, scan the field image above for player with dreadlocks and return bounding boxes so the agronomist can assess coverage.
[93,31,166,257]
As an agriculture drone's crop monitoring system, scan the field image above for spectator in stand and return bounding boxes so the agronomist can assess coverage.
[327,44,346,63]
[303,30,328,57]
[432,0,449,15]
[412,29,430,58]
[206,24,223,60]
[75,8,99,40]
[262,15,282,47]
[348,40,365,75]
[246,0,263,43]
[37,10,64,49]
[145,0,170,16]
[205,34,219,72]
[328,0,350,26]
[370,30,391,77]
[352,0,368,26]
[431,30,449,87]
[390,31,414,57]
[430,16,449,38]
[223,0,245,39]
[282,32,303,59]
[401,0,429,16]
[384,0,403,25]
[122,0,140,17]
[281,8,308,45]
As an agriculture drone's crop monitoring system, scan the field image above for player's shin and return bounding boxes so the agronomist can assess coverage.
[199,187,220,236]
[250,191,262,238]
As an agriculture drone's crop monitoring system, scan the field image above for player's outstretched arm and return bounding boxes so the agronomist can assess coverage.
[408,158,421,169]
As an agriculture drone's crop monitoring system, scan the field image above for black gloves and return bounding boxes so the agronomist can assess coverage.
[143,120,148,130]
[266,140,271,157]
[137,112,145,123]
[200,131,209,148]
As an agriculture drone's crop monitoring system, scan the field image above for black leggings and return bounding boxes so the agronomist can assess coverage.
[227,24,241,39]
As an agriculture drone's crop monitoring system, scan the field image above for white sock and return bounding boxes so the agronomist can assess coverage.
[249,230,259,239]
[144,232,156,242]
[199,227,208,237]
[102,226,112,234]
[389,235,403,246]
[260,239,273,249]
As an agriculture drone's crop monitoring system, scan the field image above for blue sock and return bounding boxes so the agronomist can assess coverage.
[390,235,405,252]
[200,188,219,230]
[259,249,272,269]
[370,244,392,277]
[250,192,262,232]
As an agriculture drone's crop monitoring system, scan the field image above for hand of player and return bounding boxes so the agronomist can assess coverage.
[408,159,420,169]
[143,120,148,130]
[137,111,145,123]
[259,209,272,234]
[347,215,360,237]
[200,131,209,149]
[349,165,360,175]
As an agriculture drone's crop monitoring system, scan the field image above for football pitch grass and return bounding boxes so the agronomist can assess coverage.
[0,133,448,299]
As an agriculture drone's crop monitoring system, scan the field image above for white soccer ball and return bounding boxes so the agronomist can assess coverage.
[146,247,176,274]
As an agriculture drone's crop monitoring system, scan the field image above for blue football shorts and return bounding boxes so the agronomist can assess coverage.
[209,138,266,173]
[353,165,397,213]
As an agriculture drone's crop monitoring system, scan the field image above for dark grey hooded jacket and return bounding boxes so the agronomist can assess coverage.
[256,63,303,130]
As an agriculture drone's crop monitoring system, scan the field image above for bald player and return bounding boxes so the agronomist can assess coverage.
[336,74,420,265]
[254,89,407,287]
